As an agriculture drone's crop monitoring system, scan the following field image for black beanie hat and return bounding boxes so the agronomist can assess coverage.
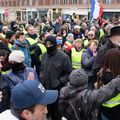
[44,35,57,47]
[0,42,11,56]
[5,31,15,40]
[44,36,57,54]
[110,26,120,37]
[10,21,16,27]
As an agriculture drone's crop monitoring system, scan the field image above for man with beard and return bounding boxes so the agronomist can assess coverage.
[40,35,72,120]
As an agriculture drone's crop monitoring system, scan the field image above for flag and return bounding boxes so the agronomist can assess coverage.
[90,0,103,20]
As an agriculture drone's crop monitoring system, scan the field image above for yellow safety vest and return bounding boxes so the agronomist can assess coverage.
[83,39,89,48]
[0,33,5,38]
[8,43,12,49]
[37,43,47,60]
[25,36,38,54]
[71,48,84,69]
[21,25,27,34]
[2,71,8,74]
[99,29,104,40]
[102,94,120,108]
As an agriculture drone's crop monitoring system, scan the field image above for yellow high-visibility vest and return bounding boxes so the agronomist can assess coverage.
[71,48,84,69]
[83,39,89,48]
[102,93,120,108]
[99,29,104,40]
[37,43,46,60]
[21,25,27,34]
[25,36,38,54]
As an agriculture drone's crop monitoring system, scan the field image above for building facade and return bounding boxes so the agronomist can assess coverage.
[0,0,120,22]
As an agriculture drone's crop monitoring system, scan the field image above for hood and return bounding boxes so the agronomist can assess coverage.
[60,69,88,99]
[15,40,28,47]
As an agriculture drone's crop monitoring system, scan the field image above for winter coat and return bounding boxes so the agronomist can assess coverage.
[59,69,120,120]
[0,73,10,113]
[12,40,31,67]
[92,40,120,82]
[5,66,39,91]
[41,50,72,90]
[81,49,95,77]
[101,72,120,120]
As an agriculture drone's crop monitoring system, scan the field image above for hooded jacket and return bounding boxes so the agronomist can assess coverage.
[59,69,120,120]
[12,40,31,67]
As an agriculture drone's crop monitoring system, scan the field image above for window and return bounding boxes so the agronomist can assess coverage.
[45,0,48,5]
[26,0,29,6]
[5,0,9,6]
[73,0,77,4]
[13,0,17,6]
[9,0,12,6]
[106,0,112,4]
[82,0,87,5]
[63,0,67,4]
[55,0,60,4]
[16,0,20,6]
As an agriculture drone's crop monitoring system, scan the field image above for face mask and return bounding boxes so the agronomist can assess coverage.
[46,46,56,54]
[10,63,24,71]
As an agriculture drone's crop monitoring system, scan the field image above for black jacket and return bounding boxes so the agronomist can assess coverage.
[92,40,119,82]
[41,50,72,90]
[59,75,120,120]
[0,73,10,113]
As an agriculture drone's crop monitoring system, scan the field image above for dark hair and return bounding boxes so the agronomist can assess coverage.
[39,32,46,40]
[56,34,62,38]
[15,32,24,39]
[11,104,35,120]
[48,27,54,32]
[97,48,120,88]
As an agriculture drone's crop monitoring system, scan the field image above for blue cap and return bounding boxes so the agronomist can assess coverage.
[11,80,58,109]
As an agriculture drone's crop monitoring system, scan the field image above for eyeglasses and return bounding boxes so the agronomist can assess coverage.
[88,34,94,37]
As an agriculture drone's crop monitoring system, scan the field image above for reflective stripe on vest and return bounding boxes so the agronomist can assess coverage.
[71,48,83,69]
[26,37,38,54]
[37,43,47,60]
[102,93,120,108]
[2,70,8,74]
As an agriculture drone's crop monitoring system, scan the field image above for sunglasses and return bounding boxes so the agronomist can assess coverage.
[88,34,94,37]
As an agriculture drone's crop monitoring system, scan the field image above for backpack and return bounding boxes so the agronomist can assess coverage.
[59,95,81,120]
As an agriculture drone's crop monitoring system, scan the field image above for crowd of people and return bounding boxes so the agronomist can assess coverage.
[0,13,119,120]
